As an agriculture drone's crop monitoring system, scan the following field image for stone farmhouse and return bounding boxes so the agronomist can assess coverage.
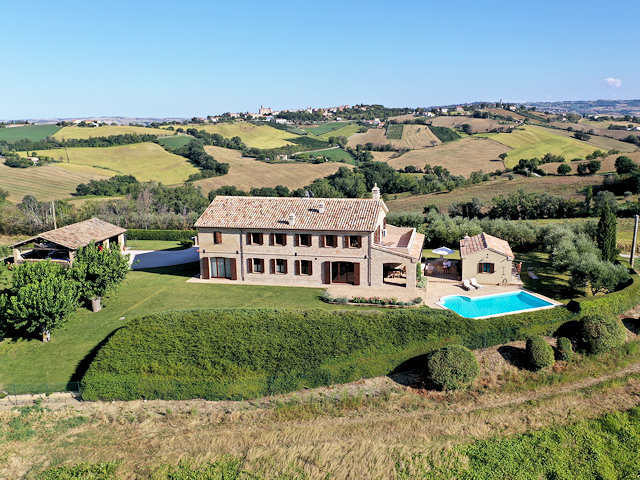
[460,232,515,285]
[194,186,424,288]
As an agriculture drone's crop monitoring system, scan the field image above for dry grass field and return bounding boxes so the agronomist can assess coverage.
[541,126,638,153]
[386,137,509,175]
[540,151,640,175]
[53,125,174,140]
[21,143,199,184]
[486,108,527,121]
[165,121,302,149]
[386,174,603,213]
[3,338,640,479]
[0,163,109,202]
[549,122,639,143]
[388,113,418,122]
[430,115,511,133]
[195,146,351,194]
[348,125,440,149]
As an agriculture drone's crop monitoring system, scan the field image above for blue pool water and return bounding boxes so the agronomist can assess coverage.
[441,291,555,318]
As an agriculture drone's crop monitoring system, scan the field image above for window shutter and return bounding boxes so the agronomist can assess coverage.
[269,233,274,246]
[309,261,313,276]
[294,234,299,247]
[321,235,326,247]
[257,233,263,245]
[343,236,348,248]
[478,263,483,274]
[283,260,288,274]
[282,235,287,246]
[295,260,300,275]
[353,263,360,285]
[214,232,222,244]
[490,263,495,274]
[323,261,331,284]
[246,233,252,245]
[230,259,237,280]
[247,258,253,273]
[201,258,210,279]
[270,259,275,274]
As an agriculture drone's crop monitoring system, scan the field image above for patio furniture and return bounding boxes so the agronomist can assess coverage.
[470,278,482,289]
[462,279,472,290]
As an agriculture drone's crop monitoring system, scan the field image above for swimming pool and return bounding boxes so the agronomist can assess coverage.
[439,291,557,319]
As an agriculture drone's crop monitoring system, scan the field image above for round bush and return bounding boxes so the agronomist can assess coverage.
[526,335,555,370]
[579,314,626,354]
[556,337,573,361]
[425,344,479,391]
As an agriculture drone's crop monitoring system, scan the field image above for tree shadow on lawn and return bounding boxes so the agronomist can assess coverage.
[133,261,199,278]
[387,354,429,388]
[68,327,123,390]
[622,317,640,335]
[497,345,532,370]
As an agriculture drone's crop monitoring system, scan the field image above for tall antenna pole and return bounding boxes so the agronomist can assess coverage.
[630,214,639,271]
[51,200,57,230]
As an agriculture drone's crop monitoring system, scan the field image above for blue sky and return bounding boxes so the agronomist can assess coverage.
[2,0,638,118]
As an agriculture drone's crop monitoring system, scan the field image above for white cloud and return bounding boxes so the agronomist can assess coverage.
[604,77,622,88]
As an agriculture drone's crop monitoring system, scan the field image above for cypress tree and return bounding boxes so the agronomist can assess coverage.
[597,203,617,262]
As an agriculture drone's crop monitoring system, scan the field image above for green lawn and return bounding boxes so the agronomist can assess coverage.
[0,124,61,143]
[156,135,193,149]
[125,239,185,250]
[0,263,355,393]
[302,122,349,136]
[314,123,362,141]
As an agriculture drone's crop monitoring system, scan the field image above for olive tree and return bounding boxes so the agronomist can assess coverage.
[0,261,78,342]
[71,244,130,312]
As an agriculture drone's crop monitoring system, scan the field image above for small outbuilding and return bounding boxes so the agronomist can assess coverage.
[9,217,126,265]
[459,232,515,285]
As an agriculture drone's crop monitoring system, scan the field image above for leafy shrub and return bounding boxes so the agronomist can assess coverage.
[38,462,118,479]
[424,344,479,390]
[578,314,627,354]
[556,336,574,361]
[125,229,196,241]
[526,335,555,370]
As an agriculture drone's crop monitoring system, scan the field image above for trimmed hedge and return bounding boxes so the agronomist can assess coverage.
[556,337,574,361]
[425,344,478,391]
[126,229,196,241]
[81,273,639,401]
[578,314,627,354]
[526,335,555,370]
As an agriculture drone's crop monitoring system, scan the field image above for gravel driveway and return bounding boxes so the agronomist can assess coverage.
[127,247,199,270]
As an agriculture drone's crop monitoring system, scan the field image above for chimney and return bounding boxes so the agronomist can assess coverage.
[371,183,381,201]
[317,202,325,213]
[288,213,296,225]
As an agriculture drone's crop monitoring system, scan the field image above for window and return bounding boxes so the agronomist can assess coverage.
[478,263,495,274]
[247,258,264,273]
[323,235,337,247]
[275,258,287,274]
[297,234,312,247]
[300,260,312,275]
[213,232,222,244]
[274,233,287,246]
[348,236,361,248]
[248,232,263,245]
[210,257,233,278]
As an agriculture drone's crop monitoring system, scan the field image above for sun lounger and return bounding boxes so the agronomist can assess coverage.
[470,278,482,289]
[462,279,472,291]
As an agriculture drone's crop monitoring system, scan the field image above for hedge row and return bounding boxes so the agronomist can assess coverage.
[81,274,638,401]
[126,229,196,241]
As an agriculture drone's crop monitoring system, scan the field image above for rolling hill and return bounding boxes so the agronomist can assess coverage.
[53,125,173,140]
[0,124,61,143]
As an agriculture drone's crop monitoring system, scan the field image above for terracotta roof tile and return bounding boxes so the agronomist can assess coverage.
[38,218,126,250]
[459,232,513,259]
[194,196,382,232]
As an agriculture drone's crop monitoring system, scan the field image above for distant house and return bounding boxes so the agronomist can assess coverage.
[460,232,515,285]
[259,106,273,116]
[9,218,126,265]
[194,186,425,289]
